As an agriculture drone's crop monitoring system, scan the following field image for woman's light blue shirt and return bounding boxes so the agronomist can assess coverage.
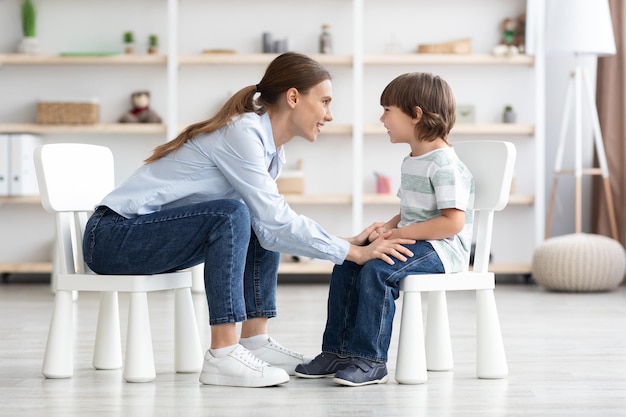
[100,112,350,264]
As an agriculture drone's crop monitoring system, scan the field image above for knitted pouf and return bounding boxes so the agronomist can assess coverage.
[532,233,626,292]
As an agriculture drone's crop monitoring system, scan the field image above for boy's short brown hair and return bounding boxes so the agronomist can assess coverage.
[380,72,456,143]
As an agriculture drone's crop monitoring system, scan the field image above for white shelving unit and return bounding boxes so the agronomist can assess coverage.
[0,0,543,276]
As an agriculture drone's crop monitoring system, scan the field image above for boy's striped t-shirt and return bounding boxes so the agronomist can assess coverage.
[397,146,475,272]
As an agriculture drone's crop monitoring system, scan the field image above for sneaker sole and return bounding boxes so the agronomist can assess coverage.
[199,372,290,388]
[332,374,389,387]
[294,371,335,379]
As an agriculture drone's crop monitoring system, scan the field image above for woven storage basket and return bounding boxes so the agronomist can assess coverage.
[417,38,471,54]
[532,233,626,292]
[37,101,99,125]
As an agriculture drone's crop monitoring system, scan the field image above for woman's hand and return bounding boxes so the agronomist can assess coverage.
[347,222,386,246]
[347,233,415,265]
[368,226,388,242]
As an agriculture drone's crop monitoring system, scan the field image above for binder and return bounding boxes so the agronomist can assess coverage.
[8,134,42,196]
[0,134,9,196]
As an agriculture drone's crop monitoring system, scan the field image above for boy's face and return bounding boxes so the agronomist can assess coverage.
[379,105,418,144]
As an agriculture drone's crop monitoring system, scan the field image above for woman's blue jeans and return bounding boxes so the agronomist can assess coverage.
[321,241,444,363]
[83,200,279,325]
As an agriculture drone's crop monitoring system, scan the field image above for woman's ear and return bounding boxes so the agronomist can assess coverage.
[286,87,299,108]
[412,106,423,124]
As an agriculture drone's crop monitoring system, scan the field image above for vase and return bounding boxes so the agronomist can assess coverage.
[17,37,40,54]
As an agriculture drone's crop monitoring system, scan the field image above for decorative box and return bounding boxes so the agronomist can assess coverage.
[37,99,99,125]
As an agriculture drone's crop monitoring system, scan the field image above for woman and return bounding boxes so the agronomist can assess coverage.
[83,52,415,388]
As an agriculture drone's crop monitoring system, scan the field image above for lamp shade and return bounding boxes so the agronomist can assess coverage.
[546,0,616,56]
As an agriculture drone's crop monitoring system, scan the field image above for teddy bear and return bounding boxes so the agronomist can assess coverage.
[492,14,526,57]
[118,90,162,123]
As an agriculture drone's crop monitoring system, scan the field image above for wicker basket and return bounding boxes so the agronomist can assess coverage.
[37,101,99,125]
[417,38,472,54]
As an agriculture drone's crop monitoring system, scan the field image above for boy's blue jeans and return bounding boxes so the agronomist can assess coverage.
[83,200,279,325]
[321,241,444,363]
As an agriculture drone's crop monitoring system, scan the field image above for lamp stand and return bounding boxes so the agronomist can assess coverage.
[546,65,618,239]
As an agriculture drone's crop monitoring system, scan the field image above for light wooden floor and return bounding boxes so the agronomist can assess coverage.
[1,275,625,417]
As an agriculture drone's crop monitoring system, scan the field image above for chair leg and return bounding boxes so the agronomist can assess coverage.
[395,291,428,384]
[92,291,123,370]
[174,288,203,373]
[42,290,74,378]
[190,264,205,294]
[123,292,156,383]
[425,290,453,371]
[476,289,508,379]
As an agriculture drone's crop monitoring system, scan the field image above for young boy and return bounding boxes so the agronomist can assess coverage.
[295,72,475,386]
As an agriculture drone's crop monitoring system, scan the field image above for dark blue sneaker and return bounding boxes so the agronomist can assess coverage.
[333,358,388,386]
[294,352,352,378]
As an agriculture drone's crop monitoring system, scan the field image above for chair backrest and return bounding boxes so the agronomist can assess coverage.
[34,143,115,275]
[454,141,516,212]
[34,143,114,213]
[453,141,516,272]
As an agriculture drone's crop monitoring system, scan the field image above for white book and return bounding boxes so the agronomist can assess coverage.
[0,134,9,196]
[9,134,42,196]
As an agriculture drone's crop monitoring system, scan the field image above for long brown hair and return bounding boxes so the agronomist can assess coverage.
[145,52,331,163]
[380,72,456,143]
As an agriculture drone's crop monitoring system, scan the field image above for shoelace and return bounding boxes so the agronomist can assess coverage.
[233,347,270,369]
[267,337,303,359]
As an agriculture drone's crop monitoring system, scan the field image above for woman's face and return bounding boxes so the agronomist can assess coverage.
[292,79,333,142]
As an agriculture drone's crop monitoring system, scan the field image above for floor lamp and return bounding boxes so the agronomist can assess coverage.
[545,0,618,239]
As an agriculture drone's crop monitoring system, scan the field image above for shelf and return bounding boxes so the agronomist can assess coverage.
[364,123,535,136]
[0,53,532,67]
[0,123,167,135]
[0,123,350,136]
[0,262,53,274]
[0,260,530,277]
[277,260,531,275]
[0,193,532,207]
[0,196,40,205]
[0,123,530,137]
[0,54,166,65]
[278,260,334,275]
[283,194,351,205]
[364,53,534,66]
[284,193,532,206]
[179,53,352,66]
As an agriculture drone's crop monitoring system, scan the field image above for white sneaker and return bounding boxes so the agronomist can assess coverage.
[248,337,313,376]
[199,345,289,387]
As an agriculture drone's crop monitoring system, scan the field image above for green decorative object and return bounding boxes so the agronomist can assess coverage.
[22,0,36,37]
[502,104,516,123]
[17,0,39,54]
[123,31,135,54]
[148,34,158,54]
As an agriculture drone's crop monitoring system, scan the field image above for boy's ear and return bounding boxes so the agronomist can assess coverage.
[412,106,423,124]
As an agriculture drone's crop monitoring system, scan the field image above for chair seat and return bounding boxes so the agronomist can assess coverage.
[56,271,192,293]
[400,271,494,292]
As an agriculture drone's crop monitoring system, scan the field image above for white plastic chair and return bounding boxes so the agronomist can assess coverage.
[395,140,515,385]
[34,143,203,383]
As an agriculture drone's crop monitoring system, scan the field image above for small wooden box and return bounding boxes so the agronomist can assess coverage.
[277,176,304,194]
[417,38,472,54]
[37,101,99,125]
[277,160,304,194]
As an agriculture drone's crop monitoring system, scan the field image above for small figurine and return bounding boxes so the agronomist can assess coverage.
[492,14,526,57]
[119,91,162,123]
